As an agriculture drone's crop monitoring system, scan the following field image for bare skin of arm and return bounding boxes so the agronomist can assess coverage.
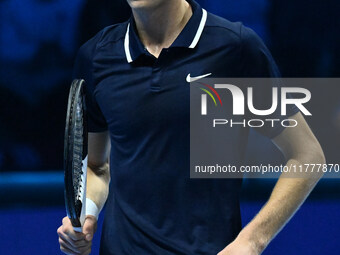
[218,112,325,255]
[58,132,110,255]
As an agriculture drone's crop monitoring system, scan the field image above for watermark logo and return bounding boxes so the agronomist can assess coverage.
[199,84,312,116]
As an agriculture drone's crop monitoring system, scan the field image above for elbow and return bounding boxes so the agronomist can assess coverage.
[88,162,110,180]
[304,145,326,182]
[317,150,326,165]
[292,143,326,182]
[300,141,326,165]
[313,143,326,165]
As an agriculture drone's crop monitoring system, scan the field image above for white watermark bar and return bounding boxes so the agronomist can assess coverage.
[190,78,340,179]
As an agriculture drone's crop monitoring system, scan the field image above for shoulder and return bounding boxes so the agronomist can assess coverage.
[204,12,278,77]
[77,21,129,60]
[205,12,242,39]
[73,22,128,79]
[205,12,264,51]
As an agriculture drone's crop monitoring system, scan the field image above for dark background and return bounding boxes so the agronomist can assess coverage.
[0,0,339,254]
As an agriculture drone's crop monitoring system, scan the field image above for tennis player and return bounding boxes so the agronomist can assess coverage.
[57,0,325,254]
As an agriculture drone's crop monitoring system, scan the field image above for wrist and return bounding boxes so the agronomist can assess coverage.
[86,198,100,220]
[237,226,268,254]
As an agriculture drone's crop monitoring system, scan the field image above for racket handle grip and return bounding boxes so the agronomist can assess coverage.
[73,226,83,233]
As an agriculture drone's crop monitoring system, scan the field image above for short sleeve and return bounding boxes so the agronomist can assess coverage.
[241,25,299,138]
[72,38,108,133]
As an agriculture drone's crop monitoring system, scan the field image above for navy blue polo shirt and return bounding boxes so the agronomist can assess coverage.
[73,1,298,254]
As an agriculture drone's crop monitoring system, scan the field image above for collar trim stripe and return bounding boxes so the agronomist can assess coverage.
[124,23,133,63]
[124,8,207,63]
[189,9,207,49]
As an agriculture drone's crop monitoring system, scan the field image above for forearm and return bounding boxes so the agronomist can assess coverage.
[86,162,110,212]
[239,157,325,253]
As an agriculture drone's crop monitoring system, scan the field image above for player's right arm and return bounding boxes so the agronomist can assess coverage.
[58,131,110,255]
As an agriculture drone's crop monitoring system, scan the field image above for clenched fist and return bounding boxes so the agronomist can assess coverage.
[57,216,97,255]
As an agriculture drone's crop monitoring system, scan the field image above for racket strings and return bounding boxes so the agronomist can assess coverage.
[73,98,85,203]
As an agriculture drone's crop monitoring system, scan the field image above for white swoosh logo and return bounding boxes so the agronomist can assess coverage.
[186,73,212,83]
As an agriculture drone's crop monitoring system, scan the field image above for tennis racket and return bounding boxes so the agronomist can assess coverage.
[64,79,88,232]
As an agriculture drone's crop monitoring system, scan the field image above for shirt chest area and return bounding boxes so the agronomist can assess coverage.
[93,63,192,136]
[92,48,240,135]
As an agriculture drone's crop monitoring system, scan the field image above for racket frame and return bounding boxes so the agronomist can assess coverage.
[64,79,88,232]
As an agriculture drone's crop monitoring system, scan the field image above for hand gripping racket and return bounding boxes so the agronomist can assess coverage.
[64,79,88,232]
